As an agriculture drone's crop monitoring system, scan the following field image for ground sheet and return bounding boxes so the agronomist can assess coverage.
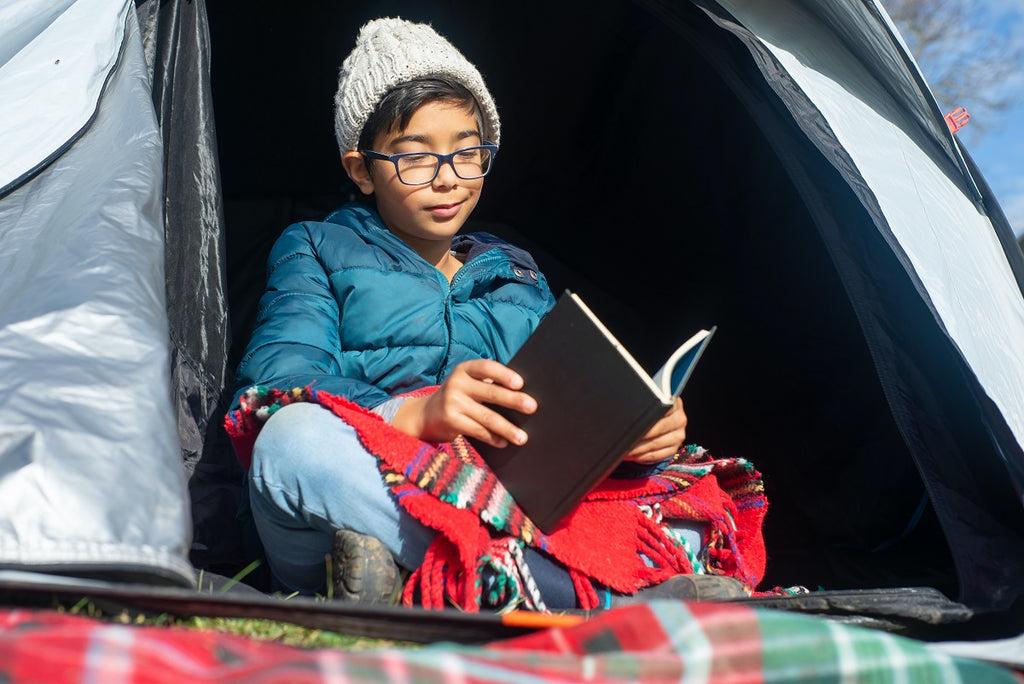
[1,600,1020,683]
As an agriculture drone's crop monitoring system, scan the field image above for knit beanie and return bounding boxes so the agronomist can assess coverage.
[334,17,501,153]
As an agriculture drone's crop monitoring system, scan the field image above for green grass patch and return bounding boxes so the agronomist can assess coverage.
[54,598,419,650]
[4,563,422,651]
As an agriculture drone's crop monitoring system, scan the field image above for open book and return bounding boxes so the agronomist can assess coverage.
[474,290,715,533]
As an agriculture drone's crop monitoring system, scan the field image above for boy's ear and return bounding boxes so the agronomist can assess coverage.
[342,151,375,196]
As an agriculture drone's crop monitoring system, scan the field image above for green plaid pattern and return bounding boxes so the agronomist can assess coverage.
[1,602,1019,682]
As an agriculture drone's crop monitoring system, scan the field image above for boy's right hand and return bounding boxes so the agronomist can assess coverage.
[391,359,536,448]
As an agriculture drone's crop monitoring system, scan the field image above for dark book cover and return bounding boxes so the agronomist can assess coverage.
[473,291,675,533]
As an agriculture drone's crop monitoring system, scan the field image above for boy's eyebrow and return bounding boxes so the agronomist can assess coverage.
[389,130,482,146]
[389,133,430,145]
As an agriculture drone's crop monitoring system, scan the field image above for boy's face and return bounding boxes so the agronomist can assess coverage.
[343,101,485,259]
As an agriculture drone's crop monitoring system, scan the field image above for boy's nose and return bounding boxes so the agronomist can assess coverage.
[432,159,460,187]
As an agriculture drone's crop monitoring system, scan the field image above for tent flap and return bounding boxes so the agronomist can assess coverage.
[136,0,239,575]
[700,0,1024,611]
[0,3,193,587]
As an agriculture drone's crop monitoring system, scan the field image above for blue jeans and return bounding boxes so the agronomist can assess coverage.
[248,402,434,595]
[247,401,705,602]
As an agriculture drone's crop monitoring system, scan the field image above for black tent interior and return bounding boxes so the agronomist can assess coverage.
[184,1,1024,611]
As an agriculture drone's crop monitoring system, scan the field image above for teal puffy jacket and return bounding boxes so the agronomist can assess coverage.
[234,203,555,409]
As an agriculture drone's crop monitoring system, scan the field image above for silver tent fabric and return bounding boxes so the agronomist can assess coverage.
[0,0,122,194]
[135,0,240,575]
[715,0,1024,452]
[0,0,194,586]
[697,0,1024,610]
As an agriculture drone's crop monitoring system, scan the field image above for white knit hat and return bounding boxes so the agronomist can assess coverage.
[333,17,500,153]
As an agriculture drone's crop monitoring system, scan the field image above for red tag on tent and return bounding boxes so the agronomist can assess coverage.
[945,107,970,133]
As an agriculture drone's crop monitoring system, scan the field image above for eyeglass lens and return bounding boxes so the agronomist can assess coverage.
[397,147,492,184]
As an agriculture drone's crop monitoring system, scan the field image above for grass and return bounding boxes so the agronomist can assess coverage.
[183,616,400,650]
[53,596,419,651]
[7,561,421,652]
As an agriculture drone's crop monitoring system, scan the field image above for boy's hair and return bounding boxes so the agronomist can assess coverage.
[334,17,500,155]
[357,76,490,157]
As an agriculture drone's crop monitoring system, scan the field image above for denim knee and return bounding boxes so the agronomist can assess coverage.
[248,402,433,570]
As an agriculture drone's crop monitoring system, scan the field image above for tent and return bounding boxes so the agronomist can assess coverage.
[2,0,1024,633]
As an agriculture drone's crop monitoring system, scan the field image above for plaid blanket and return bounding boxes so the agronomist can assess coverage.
[226,387,768,611]
[0,603,1019,683]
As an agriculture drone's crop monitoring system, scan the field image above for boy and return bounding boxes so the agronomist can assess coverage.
[230,17,756,609]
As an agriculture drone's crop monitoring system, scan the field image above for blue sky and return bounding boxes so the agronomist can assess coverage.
[935,1,1024,238]
[972,115,1024,238]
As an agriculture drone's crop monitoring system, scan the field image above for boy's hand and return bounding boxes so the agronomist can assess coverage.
[392,359,537,448]
[622,397,687,464]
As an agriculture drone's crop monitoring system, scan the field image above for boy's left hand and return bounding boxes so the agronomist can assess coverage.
[622,397,687,464]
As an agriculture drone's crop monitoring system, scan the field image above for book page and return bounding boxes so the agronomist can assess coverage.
[651,326,716,398]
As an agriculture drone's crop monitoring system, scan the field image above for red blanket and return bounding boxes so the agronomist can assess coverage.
[5,604,1020,683]
[226,387,768,611]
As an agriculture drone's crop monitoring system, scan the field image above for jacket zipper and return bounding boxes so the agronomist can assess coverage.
[434,250,504,382]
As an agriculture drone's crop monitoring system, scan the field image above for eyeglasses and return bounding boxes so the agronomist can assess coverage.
[360,143,498,186]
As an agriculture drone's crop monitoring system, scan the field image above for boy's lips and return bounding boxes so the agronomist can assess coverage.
[425,201,463,218]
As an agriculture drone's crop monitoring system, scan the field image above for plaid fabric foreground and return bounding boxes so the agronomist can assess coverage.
[1,602,1020,683]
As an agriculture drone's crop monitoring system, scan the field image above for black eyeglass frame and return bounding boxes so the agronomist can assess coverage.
[360,143,498,186]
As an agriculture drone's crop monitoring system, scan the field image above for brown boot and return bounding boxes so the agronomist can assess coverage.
[329,530,402,604]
